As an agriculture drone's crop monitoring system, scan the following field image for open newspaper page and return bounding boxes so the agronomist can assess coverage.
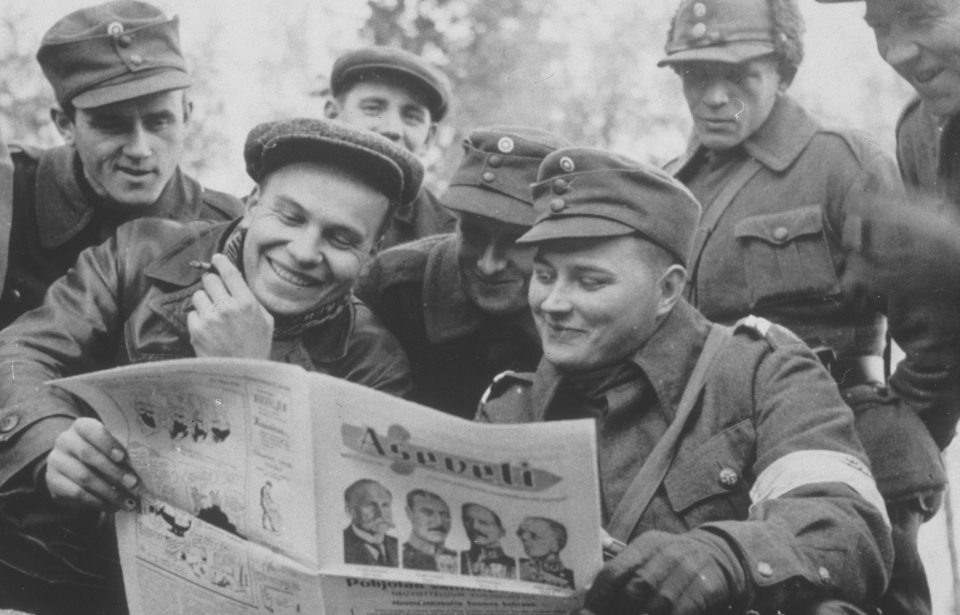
[52,358,601,615]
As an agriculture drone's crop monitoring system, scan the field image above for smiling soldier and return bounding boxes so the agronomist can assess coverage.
[0,117,419,615]
[356,127,567,418]
[0,1,242,334]
[478,147,893,615]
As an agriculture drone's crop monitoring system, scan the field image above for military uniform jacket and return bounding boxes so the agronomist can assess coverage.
[378,186,457,250]
[356,234,541,418]
[671,95,948,499]
[0,144,243,331]
[0,218,410,590]
[478,301,893,611]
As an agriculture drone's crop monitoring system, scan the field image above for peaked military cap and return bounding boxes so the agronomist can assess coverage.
[244,118,425,207]
[518,147,702,265]
[658,0,778,66]
[331,46,452,122]
[443,126,569,227]
[37,0,191,109]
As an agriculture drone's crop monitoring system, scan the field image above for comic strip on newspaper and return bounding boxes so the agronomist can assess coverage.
[53,358,599,615]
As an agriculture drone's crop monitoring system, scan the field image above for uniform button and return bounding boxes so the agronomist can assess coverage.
[482,171,496,182]
[818,566,831,582]
[118,35,132,48]
[773,226,789,241]
[559,156,575,173]
[552,178,569,194]
[718,468,739,489]
[488,154,503,168]
[9,289,20,303]
[693,2,707,16]
[691,22,707,38]
[0,414,19,433]
[757,562,773,577]
[130,54,144,65]
[549,198,566,213]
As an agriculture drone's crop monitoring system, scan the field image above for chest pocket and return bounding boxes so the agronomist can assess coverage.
[733,205,841,308]
[664,419,754,527]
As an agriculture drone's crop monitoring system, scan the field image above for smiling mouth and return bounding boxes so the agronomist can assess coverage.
[268,258,322,288]
[116,166,154,177]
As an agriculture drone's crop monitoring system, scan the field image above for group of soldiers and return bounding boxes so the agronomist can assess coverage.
[0,0,956,614]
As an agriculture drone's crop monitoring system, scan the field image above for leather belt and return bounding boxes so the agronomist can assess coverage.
[814,347,885,388]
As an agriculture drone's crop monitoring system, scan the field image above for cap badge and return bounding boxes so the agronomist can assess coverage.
[691,22,707,38]
[559,156,575,173]
[497,137,515,153]
[107,22,124,37]
[693,2,707,17]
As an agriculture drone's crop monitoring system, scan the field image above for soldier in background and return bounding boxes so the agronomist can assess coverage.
[324,46,456,248]
[659,2,941,613]
[356,127,567,418]
[0,0,242,333]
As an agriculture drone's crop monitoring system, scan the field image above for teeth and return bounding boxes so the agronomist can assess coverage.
[269,259,320,287]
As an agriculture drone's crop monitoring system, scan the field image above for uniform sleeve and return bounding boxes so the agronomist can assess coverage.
[339,302,412,398]
[0,232,126,488]
[702,329,893,611]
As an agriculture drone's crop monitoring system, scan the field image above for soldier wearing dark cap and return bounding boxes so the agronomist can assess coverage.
[478,147,893,615]
[0,117,418,614]
[324,46,456,249]
[658,2,944,614]
[0,0,242,334]
[355,127,567,418]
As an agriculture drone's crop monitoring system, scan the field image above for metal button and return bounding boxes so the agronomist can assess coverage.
[0,414,19,433]
[818,567,831,581]
[488,154,503,168]
[497,137,515,153]
[757,562,773,577]
[693,2,707,16]
[773,226,789,241]
[118,35,132,48]
[559,156,575,173]
[552,178,569,194]
[691,22,707,38]
[107,22,124,36]
[9,289,20,303]
[718,468,738,488]
[130,54,144,65]
[549,198,566,213]
[482,171,496,182]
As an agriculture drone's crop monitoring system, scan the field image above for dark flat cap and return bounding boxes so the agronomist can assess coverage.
[443,126,569,227]
[658,0,777,66]
[37,0,190,109]
[244,118,424,207]
[331,46,452,122]
[518,147,702,266]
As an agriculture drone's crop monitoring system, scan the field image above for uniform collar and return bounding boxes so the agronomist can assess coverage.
[530,300,709,423]
[676,95,820,175]
[35,146,201,249]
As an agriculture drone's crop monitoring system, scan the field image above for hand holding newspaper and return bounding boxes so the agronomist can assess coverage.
[53,358,602,615]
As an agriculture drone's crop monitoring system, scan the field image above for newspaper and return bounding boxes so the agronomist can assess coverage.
[53,358,600,615]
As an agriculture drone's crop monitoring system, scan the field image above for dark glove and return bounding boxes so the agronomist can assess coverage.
[577,529,746,615]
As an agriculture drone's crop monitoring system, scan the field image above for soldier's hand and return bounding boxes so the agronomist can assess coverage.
[187,253,274,359]
[46,417,140,512]
[576,529,745,615]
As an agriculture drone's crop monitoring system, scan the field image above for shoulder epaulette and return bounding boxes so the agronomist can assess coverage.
[479,370,534,408]
[734,315,802,349]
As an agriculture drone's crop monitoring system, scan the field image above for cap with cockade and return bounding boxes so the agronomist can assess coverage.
[518,147,702,266]
[243,117,424,208]
[37,0,191,109]
[442,127,570,227]
[330,46,452,122]
[658,0,778,66]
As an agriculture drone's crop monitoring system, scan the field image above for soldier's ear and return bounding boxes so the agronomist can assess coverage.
[324,98,341,120]
[51,107,77,148]
[656,264,688,318]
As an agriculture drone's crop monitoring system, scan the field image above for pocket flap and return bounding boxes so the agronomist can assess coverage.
[664,419,754,512]
[733,204,824,245]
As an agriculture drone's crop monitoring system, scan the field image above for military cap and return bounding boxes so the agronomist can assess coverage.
[518,148,702,266]
[331,46,452,122]
[658,0,778,66]
[442,127,569,227]
[244,118,424,207]
[37,0,191,109]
